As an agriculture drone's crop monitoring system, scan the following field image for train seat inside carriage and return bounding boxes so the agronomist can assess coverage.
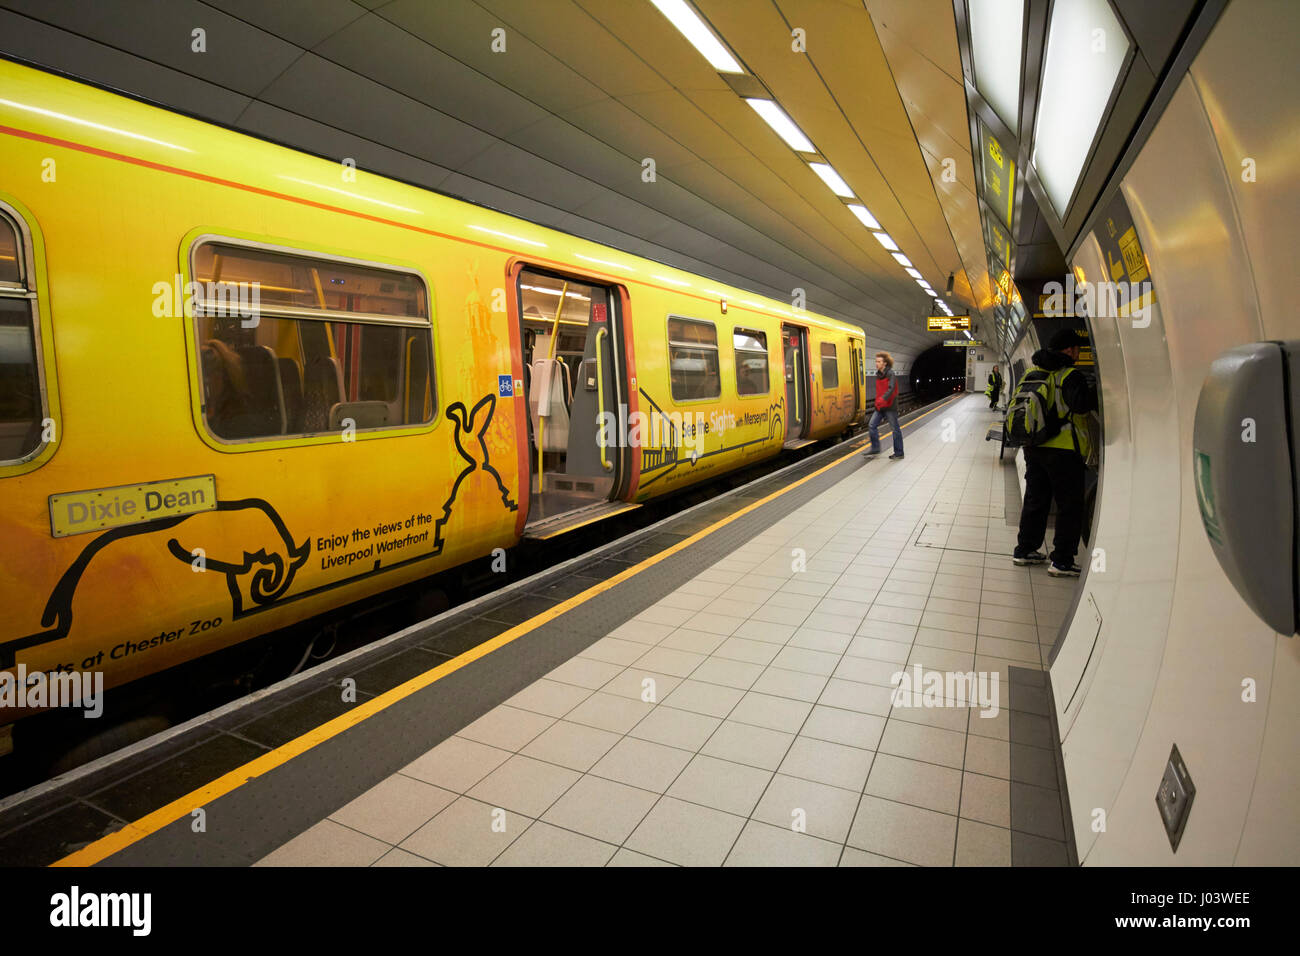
[200,339,288,440]
[201,338,354,440]
[329,400,390,430]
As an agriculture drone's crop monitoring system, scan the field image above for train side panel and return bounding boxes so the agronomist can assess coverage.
[627,293,786,501]
[0,59,868,720]
[0,124,523,708]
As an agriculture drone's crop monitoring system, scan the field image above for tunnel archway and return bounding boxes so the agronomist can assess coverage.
[908,343,967,404]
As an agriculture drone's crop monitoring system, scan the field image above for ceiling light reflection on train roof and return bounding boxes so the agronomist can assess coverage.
[745,99,815,152]
[652,275,691,287]
[847,204,880,229]
[808,163,854,198]
[892,253,913,268]
[649,0,744,73]
[0,97,192,151]
[281,176,421,213]
[468,224,546,248]
[872,232,899,251]
[576,253,635,271]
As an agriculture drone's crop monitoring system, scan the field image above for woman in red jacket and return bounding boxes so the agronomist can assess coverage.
[864,351,904,460]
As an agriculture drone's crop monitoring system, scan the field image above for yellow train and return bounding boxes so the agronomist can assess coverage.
[0,59,868,749]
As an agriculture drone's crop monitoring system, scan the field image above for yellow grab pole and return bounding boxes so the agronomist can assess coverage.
[537,281,570,491]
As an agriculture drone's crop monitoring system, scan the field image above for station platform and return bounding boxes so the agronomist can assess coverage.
[0,394,1077,867]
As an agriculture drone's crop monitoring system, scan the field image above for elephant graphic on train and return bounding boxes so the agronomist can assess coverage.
[1,499,309,667]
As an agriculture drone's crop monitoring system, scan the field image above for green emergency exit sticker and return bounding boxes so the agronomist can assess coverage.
[1194,450,1223,545]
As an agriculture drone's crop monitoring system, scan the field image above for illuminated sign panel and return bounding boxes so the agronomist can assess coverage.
[979,120,1016,228]
[927,315,972,332]
[995,269,1016,305]
[984,214,1011,268]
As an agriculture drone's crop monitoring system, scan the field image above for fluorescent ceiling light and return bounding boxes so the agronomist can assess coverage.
[969,0,1025,132]
[847,204,880,229]
[521,284,591,301]
[649,0,743,73]
[905,267,922,279]
[891,252,913,268]
[872,232,899,251]
[746,99,815,152]
[809,163,854,198]
[1032,0,1130,217]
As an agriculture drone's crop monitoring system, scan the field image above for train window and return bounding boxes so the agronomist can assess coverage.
[0,215,21,287]
[733,328,769,396]
[190,240,434,442]
[820,342,839,388]
[0,209,45,464]
[668,316,720,401]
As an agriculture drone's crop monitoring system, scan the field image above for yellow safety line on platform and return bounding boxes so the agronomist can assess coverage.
[52,396,961,867]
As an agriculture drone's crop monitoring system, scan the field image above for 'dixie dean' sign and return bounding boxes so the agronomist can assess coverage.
[927,315,971,332]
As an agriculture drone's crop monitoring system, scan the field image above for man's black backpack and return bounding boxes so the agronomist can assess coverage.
[1004,368,1065,448]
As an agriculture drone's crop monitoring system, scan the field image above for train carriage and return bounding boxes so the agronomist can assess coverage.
[0,59,867,743]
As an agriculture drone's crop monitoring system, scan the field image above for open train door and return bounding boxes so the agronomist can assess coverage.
[782,324,813,448]
[850,340,866,423]
[516,267,639,539]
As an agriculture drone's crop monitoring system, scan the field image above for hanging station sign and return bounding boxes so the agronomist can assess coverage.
[927,315,971,332]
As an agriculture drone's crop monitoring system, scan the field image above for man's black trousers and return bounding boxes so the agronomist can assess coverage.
[1016,446,1085,565]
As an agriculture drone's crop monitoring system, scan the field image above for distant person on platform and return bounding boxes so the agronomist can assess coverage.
[864,351,904,460]
[987,364,1003,409]
[1008,329,1097,577]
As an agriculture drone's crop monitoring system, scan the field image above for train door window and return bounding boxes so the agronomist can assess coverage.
[517,267,624,520]
[733,328,769,396]
[0,207,47,464]
[668,317,720,401]
[820,342,839,388]
[190,240,434,443]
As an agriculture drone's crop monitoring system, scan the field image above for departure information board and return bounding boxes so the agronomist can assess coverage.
[927,315,971,332]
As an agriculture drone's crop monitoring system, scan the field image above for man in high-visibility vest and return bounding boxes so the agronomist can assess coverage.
[1010,328,1097,577]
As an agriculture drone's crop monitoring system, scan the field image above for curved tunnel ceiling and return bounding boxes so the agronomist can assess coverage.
[0,0,994,361]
